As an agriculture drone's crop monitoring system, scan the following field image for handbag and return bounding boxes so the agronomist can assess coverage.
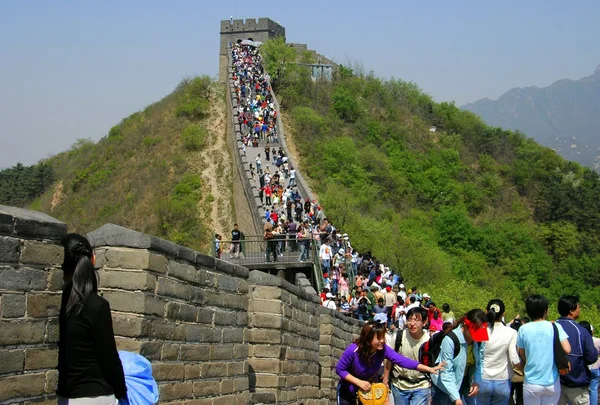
[357,382,389,405]
[552,322,571,375]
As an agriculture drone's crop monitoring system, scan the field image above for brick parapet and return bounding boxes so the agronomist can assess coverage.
[0,206,66,404]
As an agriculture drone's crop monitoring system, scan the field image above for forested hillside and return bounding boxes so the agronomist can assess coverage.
[0,77,234,252]
[264,39,600,318]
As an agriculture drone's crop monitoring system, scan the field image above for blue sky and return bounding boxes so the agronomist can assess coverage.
[1,0,599,167]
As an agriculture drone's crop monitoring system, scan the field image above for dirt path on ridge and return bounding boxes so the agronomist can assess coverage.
[186,86,234,239]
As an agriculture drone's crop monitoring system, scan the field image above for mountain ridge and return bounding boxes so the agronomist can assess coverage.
[462,66,600,170]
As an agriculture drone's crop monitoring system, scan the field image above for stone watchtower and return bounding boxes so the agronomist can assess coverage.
[219,17,286,81]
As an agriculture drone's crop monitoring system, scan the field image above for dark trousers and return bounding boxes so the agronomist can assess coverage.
[265,241,277,262]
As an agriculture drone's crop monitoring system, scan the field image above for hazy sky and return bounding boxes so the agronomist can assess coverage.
[1,1,599,167]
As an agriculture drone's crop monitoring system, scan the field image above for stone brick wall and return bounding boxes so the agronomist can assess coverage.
[87,223,250,405]
[318,309,362,402]
[0,206,363,404]
[0,205,67,404]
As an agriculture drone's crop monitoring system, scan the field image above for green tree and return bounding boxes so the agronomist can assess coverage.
[260,37,301,93]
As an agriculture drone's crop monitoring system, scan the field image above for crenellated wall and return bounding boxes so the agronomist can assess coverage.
[0,206,361,404]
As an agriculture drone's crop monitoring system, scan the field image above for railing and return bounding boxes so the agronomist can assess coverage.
[214,234,324,291]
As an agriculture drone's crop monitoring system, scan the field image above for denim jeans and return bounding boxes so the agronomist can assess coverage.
[590,368,599,405]
[432,384,453,405]
[392,386,430,405]
[477,379,511,405]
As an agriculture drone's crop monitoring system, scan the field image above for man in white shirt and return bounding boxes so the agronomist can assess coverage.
[322,292,336,310]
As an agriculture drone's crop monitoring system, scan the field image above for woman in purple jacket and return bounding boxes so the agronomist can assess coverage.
[336,320,443,405]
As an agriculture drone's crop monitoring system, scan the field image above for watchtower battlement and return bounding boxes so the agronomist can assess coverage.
[219,17,285,81]
[219,17,285,56]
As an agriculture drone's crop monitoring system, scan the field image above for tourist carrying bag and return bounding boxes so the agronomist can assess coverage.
[552,322,571,375]
[358,382,389,405]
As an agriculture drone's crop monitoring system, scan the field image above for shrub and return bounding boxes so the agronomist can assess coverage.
[181,125,207,151]
[143,136,162,148]
[108,125,122,138]
[176,99,210,120]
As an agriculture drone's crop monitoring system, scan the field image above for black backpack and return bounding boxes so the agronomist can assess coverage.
[395,329,460,366]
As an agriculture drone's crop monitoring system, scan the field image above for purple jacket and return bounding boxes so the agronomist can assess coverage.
[336,342,420,394]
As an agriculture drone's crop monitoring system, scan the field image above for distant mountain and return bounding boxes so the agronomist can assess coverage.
[462,66,600,170]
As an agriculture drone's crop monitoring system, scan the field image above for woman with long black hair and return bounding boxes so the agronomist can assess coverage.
[57,233,126,405]
[336,320,444,405]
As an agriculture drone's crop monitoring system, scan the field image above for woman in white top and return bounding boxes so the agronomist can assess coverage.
[477,299,522,405]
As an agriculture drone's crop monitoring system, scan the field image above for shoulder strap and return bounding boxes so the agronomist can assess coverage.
[395,329,404,352]
[448,331,461,359]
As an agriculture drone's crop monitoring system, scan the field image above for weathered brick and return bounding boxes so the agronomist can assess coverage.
[47,268,63,291]
[234,376,249,392]
[139,342,162,360]
[165,301,197,322]
[192,380,220,396]
[156,277,191,300]
[167,260,197,284]
[26,292,61,318]
[0,319,46,344]
[0,372,45,402]
[209,344,233,360]
[101,290,164,316]
[250,344,280,358]
[248,299,281,314]
[245,328,280,344]
[222,328,244,343]
[249,358,280,373]
[20,241,63,266]
[1,293,26,318]
[45,369,58,393]
[222,292,247,310]
[251,285,282,300]
[150,321,186,341]
[152,362,184,381]
[158,381,193,401]
[236,311,248,326]
[161,343,179,361]
[212,394,238,405]
[0,349,24,374]
[249,313,282,329]
[112,314,149,338]
[197,269,216,287]
[45,318,59,344]
[0,266,46,291]
[234,343,248,359]
[116,337,141,352]
[254,374,279,388]
[186,325,221,343]
[184,363,201,380]
[214,310,237,326]
[0,236,20,263]
[104,248,167,273]
[201,362,228,378]
[24,347,58,370]
[227,360,245,376]
[197,308,214,324]
[220,378,234,394]
[216,273,240,292]
[179,344,209,361]
[99,270,155,291]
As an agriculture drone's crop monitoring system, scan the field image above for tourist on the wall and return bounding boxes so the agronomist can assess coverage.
[336,320,444,405]
[57,233,127,405]
[477,299,521,405]
[430,309,488,405]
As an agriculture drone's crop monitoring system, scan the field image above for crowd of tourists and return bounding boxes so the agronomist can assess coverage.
[227,41,600,405]
[335,295,600,405]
